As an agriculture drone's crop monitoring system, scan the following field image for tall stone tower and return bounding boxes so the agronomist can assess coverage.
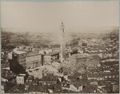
[60,22,65,62]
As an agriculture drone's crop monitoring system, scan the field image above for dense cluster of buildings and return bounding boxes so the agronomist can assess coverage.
[1,30,119,93]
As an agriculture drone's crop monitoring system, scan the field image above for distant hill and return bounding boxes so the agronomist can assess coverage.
[1,28,118,49]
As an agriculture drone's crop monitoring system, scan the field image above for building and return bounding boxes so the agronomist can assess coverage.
[97,57,119,93]
[12,47,45,69]
[16,74,26,84]
[12,48,60,70]
[44,55,52,65]
[26,53,42,69]
[13,51,27,68]
[100,58,119,82]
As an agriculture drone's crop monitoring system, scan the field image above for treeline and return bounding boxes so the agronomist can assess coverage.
[1,30,52,50]
[1,28,119,50]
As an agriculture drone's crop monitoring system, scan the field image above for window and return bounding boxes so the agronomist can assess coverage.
[105,76,107,78]
[109,76,111,78]
[33,62,39,68]
[116,75,119,78]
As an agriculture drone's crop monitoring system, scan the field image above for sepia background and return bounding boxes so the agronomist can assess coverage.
[1,0,119,93]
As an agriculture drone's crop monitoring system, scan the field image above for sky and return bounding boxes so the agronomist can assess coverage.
[1,0,119,34]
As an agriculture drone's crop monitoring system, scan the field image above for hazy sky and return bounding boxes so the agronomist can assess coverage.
[1,0,119,33]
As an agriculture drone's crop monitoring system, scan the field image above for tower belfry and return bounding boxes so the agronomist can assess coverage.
[61,22,64,33]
